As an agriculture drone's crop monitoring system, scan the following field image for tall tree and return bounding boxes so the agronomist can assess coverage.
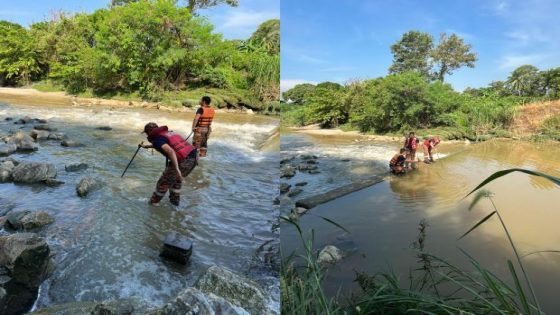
[0,21,44,86]
[249,19,279,55]
[388,31,433,77]
[506,65,539,96]
[431,33,477,82]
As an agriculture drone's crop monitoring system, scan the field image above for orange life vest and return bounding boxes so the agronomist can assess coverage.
[148,126,196,161]
[197,107,215,127]
[390,153,403,166]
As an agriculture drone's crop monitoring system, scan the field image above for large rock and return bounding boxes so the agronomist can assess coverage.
[317,245,345,266]
[0,233,52,315]
[280,165,296,178]
[12,162,57,184]
[61,140,84,147]
[76,176,101,197]
[65,163,88,172]
[7,132,38,152]
[0,143,17,157]
[5,210,54,230]
[30,129,51,140]
[0,160,15,182]
[149,287,249,315]
[14,116,32,125]
[195,265,267,314]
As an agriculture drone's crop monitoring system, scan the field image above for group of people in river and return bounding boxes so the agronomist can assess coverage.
[138,96,215,206]
[389,132,441,175]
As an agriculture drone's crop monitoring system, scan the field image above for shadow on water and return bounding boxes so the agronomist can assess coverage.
[0,102,279,310]
[280,136,560,313]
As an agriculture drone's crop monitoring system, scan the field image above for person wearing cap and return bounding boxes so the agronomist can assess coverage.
[191,96,215,157]
[140,122,198,206]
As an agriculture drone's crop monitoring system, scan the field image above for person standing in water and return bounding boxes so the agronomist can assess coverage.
[423,136,441,163]
[403,132,418,168]
[191,96,215,157]
[390,148,409,175]
[140,122,198,206]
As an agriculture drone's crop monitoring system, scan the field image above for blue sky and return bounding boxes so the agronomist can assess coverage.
[0,0,278,39]
[281,0,560,92]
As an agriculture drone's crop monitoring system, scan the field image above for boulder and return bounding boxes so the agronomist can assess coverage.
[280,165,296,178]
[5,210,54,230]
[65,163,88,172]
[317,245,345,266]
[76,176,101,197]
[47,133,66,140]
[0,233,52,315]
[7,132,37,152]
[0,160,15,182]
[150,287,249,315]
[34,124,57,131]
[280,183,291,194]
[61,140,84,147]
[30,129,50,140]
[195,265,267,314]
[12,162,57,184]
[0,143,17,157]
[287,188,303,197]
[14,116,32,125]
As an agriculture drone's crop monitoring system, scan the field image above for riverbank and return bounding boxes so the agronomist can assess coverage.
[0,87,276,116]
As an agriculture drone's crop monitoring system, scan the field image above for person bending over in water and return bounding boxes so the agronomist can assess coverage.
[390,148,409,175]
[191,96,215,157]
[423,136,441,164]
[140,122,198,206]
[403,131,419,169]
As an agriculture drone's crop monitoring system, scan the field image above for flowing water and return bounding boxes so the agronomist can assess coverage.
[281,131,560,313]
[0,99,280,312]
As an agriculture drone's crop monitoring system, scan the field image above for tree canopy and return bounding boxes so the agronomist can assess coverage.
[388,31,433,77]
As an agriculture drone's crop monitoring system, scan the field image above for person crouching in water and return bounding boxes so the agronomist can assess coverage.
[403,132,418,169]
[191,96,215,157]
[390,148,408,175]
[423,136,441,164]
[140,122,197,206]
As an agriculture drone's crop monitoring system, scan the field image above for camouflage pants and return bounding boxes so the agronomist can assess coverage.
[150,157,197,206]
[193,126,211,157]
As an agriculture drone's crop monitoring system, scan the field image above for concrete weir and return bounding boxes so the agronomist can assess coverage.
[295,175,386,210]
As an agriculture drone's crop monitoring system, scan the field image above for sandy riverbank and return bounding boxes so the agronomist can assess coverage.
[0,87,258,115]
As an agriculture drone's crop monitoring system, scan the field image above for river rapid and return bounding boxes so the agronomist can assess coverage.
[281,131,560,313]
[0,99,280,312]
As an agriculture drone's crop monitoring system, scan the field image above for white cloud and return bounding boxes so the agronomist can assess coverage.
[498,54,546,70]
[280,79,318,93]
[506,28,550,44]
[215,9,278,39]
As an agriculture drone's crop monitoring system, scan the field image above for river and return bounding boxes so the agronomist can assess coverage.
[280,131,560,313]
[0,98,280,312]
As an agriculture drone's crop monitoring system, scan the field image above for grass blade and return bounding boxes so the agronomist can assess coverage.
[458,211,497,240]
[507,259,531,315]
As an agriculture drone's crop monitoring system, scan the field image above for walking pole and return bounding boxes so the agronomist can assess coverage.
[121,142,143,178]
[185,131,194,141]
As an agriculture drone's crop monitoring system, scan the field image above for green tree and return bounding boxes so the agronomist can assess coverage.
[506,65,539,96]
[539,67,560,97]
[0,21,44,86]
[282,83,316,103]
[389,31,433,77]
[249,19,280,55]
[307,85,348,127]
[431,33,477,82]
[186,0,239,12]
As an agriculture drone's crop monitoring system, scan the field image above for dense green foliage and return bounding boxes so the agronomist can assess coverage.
[0,0,279,111]
[389,31,477,82]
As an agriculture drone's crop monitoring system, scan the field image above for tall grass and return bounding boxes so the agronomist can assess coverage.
[281,169,560,314]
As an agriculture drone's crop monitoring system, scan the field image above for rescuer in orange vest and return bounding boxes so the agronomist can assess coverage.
[191,96,215,157]
[140,122,198,206]
[390,148,409,175]
[403,131,419,169]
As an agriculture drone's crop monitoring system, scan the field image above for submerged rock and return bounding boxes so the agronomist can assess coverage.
[7,132,38,152]
[65,163,88,172]
[96,126,112,131]
[61,140,84,147]
[14,116,32,125]
[0,143,17,157]
[0,233,52,315]
[0,160,15,182]
[280,165,296,178]
[295,182,308,187]
[287,187,303,197]
[280,183,291,194]
[47,133,66,140]
[30,129,50,140]
[34,124,57,131]
[76,176,101,197]
[12,162,57,184]
[150,287,249,315]
[5,210,54,230]
[317,245,345,266]
[195,265,267,314]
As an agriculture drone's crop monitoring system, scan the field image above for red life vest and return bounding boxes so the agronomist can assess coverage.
[404,137,417,150]
[197,107,215,127]
[390,153,403,166]
[148,126,196,161]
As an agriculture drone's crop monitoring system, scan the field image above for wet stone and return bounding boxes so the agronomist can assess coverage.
[65,163,88,172]
[61,140,84,147]
[280,183,291,194]
[160,232,193,265]
[288,187,303,197]
[295,182,308,186]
